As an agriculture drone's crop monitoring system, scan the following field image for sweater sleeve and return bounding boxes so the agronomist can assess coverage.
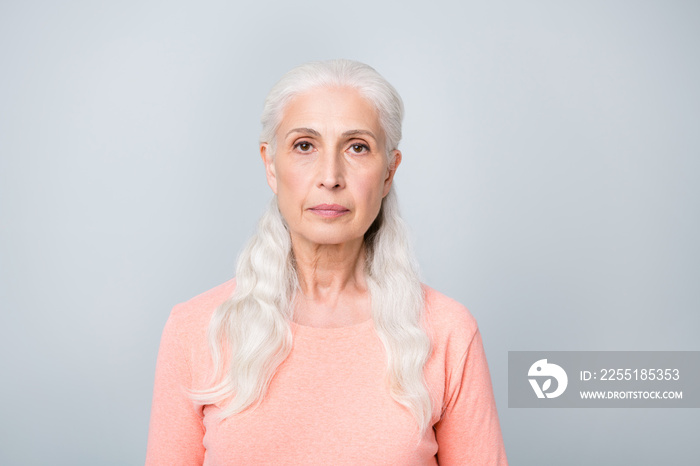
[145,305,205,465]
[433,328,508,465]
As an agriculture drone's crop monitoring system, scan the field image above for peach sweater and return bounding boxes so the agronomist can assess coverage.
[146,279,507,465]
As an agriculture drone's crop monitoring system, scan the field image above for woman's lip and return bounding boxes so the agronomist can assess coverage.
[308,204,350,218]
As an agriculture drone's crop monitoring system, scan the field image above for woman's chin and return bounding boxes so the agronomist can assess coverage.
[292,231,365,249]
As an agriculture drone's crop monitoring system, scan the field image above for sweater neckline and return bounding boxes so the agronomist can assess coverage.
[289,317,374,340]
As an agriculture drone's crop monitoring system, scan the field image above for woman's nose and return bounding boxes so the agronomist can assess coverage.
[317,151,345,189]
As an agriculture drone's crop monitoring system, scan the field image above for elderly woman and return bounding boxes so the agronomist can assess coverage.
[146,59,507,465]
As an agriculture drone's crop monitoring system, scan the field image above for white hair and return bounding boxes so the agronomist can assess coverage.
[192,59,432,440]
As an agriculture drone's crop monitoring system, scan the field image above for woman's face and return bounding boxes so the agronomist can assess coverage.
[261,86,401,250]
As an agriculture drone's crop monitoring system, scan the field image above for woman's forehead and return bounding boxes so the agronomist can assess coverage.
[278,86,382,136]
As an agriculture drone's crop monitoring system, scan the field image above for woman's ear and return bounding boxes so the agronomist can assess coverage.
[260,143,278,194]
[383,149,402,197]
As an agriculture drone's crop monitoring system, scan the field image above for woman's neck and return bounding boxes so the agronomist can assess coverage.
[291,235,367,299]
[288,234,372,327]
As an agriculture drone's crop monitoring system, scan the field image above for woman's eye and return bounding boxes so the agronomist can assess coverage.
[350,144,369,154]
[295,142,313,152]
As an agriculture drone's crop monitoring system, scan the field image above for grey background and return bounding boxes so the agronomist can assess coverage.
[1,0,698,464]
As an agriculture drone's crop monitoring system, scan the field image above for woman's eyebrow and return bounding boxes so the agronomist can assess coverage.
[342,129,377,140]
[285,128,377,141]
[285,127,321,138]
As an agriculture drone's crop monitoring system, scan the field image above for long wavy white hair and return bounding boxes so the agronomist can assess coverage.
[192,59,432,438]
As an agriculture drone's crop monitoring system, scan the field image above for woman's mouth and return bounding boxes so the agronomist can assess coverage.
[308,204,350,218]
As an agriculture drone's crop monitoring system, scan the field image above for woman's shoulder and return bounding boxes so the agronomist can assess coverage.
[165,278,237,336]
[421,283,479,352]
